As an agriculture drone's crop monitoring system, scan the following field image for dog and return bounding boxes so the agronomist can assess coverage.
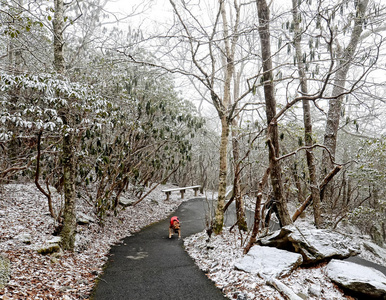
[169,216,181,239]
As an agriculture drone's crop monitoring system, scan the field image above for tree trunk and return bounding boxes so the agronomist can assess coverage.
[322,0,369,204]
[213,0,240,234]
[244,166,270,254]
[232,120,248,232]
[292,0,321,227]
[61,130,76,250]
[54,0,77,251]
[53,0,65,74]
[256,0,292,227]
[213,115,230,234]
[292,165,342,222]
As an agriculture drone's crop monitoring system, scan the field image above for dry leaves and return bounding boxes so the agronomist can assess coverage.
[0,183,187,300]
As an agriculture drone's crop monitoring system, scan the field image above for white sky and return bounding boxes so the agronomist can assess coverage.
[104,0,172,30]
[102,0,386,134]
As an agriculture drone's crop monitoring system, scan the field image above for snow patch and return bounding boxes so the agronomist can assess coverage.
[235,245,303,278]
[326,259,386,298]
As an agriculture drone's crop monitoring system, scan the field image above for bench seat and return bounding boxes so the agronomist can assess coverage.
[161,185,201,200]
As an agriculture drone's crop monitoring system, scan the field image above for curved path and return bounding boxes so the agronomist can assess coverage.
[91,198,227,300]
[91,197,386,299]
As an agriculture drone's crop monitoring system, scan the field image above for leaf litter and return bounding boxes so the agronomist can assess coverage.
[0,184,384,299]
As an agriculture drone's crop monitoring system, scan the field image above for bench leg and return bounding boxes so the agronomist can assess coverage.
[180,190,185,199]
[166,192,171,201]
[194,188,198,196]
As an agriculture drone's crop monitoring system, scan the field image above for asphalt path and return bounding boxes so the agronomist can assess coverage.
[91,198,227,300]
[91,197,386,300]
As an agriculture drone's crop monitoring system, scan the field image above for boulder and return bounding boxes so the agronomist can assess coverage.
[258,225,359,264]
[77,212,95,225]
[37,236,62,255]
[47,236,61,244]
[37,244,61,255]
[370,224,384,247]
[363,241,386,263]
[326,259,386,299]
[235,245,303,278]
[0,256,10,289]
[308,284,322,298]
[15,233,31,244]
[119,197,135,207]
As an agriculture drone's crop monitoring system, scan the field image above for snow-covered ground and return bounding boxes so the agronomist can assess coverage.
[0,183,187,299]
[0,183,384,299]
[184,194,386,299]
[184,228,348,299]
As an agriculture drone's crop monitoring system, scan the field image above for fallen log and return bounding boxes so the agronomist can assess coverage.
[266,277,303,300]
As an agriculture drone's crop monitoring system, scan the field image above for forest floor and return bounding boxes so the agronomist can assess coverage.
[0,183,385,299]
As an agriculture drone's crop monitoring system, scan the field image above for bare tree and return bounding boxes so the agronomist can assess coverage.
[160,0,251,234]
[323,0,370,170]
[291,0,321,227]
[255,0,292,226]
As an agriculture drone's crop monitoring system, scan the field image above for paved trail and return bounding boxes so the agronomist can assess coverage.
[91,197,386,300]
[91,198,227,300]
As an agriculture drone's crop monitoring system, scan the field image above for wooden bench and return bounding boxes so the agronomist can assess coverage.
[162,185,201,200]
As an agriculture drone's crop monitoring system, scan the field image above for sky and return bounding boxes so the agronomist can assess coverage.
[103,0,221,118]
[101,0,386,135]
[103,0,172,30]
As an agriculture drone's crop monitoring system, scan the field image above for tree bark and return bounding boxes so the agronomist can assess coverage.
[34,131,56,219]
[292,165,342,222]
[244,166,270,254]
[53,0,65,74]
[322,0,369,173]
[213,115,230,234]
[54,0,77,251]
[292,0,321,227]
[61,130,76,250]
[213,0,241,234]
[256,0,292,227]
[232,120,248,232]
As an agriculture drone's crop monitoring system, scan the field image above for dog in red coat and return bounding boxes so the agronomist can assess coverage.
[169,216,181,239]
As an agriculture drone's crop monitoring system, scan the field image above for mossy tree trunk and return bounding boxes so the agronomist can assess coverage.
[53,0,77,251]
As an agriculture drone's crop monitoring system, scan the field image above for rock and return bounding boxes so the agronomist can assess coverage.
[37,244,61,255]
[296,292,308,300]
[119,197,135,207]
[15,233,31,244]
[308,284,322,297]
[50,256,59,264]
[235,245,303,278]
[0,256,10,289]
[363,241,386,261]
[47,236,61,244]
[37,236,62,256]
[326,259,386,299]
[370,224,384,247]
[234,292,247,300]
[258,225,359,264]
[77,212,95,225]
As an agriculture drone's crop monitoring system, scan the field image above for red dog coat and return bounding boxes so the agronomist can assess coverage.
[170,216,180,228]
